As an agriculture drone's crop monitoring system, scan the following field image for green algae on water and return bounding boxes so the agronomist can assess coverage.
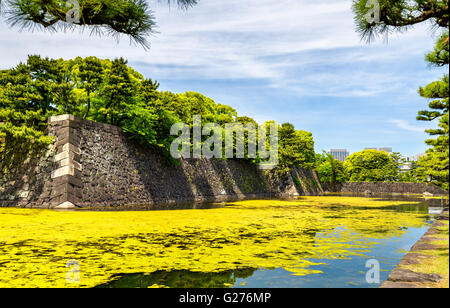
[0,197,429,288]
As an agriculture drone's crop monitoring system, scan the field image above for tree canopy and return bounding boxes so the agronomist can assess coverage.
[315,151,348,184]
[416,31,449,190]
[417,110,449,190]
[343,149,400,182]
[0,55,316,173]
[0,0,198,48]
[278,123,316,173]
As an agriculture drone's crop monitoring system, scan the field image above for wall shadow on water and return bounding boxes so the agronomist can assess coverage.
[95,268,257,288]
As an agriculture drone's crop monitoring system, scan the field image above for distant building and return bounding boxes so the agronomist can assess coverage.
[364,147,393,153]
[328,149,349,162]
[400,153,426,173]
[402,156,414,172]
[379,147,393,153]
[404,155,417,162]
[400,164,411,173]
[403,153,426,162]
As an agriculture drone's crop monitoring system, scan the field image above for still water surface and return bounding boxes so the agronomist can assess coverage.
[0,195,443,288]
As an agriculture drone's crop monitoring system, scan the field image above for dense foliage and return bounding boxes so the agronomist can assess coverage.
[343,150,399,182]
[0,55,316,172]
[278,123,315,173]
[416,33,449,190]
[417,112,449,190]
[315,152,348,184]
[0,0,197,48]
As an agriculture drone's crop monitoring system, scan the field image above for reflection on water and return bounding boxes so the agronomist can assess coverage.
[96,268,257,288]
[0,195,443,288]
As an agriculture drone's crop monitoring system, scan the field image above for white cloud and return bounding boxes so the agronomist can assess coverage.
[0,0,442,155]
[0,0,442,98]
[388,119,429,133]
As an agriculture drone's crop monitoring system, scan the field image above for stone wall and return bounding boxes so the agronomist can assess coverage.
[0,145,55,207]
[3,115,444,209]
[75,117,323,208]
[323,182,447,195]
[0,115,323,209]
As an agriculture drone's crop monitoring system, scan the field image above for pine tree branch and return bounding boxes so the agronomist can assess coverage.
[353,0,449,42]
[1,0,199,49]
[385,5,449,27]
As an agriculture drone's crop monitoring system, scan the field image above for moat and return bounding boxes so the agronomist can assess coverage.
[0,195,444,288]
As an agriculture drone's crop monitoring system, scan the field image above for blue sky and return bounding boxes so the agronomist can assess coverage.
[0,0,446,156]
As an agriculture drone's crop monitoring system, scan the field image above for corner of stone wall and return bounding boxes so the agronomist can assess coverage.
[47,115,83,209]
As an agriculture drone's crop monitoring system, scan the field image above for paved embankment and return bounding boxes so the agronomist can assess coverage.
[381,208,449,288]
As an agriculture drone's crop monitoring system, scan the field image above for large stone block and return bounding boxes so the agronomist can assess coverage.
[54,201,77,209]
[48,114,75,123]
[62,143,81,155]
[52,175,83,188]
[55,127,79,138]
[57,158,82,171]
[55,151,77,162]
[51,183,82,199]
[58,119,80,129]
[51,165,76,178]
[55,135,81,148]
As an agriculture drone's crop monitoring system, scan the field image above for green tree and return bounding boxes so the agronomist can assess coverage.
[1,55,319,171]
[17,55,62,113]
[316,151,348,184]
[138,78,160,107]
[0,56,60,171]
[417,33,449,123]
[137,79,179,151]
[344,149,399,182]
[353,0,449,190]
[176,92,226,125]
[51,58,80,114]
[417,111,449,190]
[415,34,449,189]
[278,123,316,172]
[96,58,135,126]
[390,152,405,169]
[75,56,103,119]
[0,0,198,48]
[398,161,422,183]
